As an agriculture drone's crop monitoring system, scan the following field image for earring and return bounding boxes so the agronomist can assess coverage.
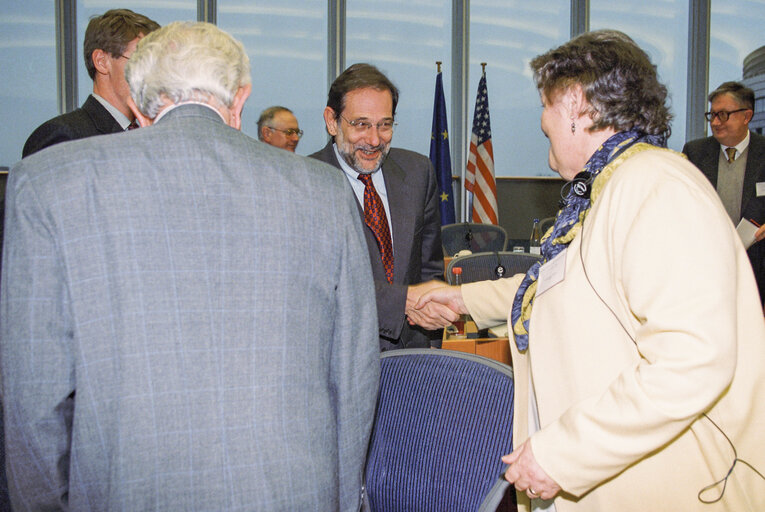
[571,121,576,134]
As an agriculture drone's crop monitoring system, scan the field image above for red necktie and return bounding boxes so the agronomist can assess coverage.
[358,173,394,283]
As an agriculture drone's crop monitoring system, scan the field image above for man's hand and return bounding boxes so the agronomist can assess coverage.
[755,223,765,243]
[405,280,449,310]
[405,281,458,329]
[414,283,468,317]
[502,439,561,501]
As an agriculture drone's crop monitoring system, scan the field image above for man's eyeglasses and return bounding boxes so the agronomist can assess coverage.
[704,108,749,122]
[268,127,304,138]
[340,115,396,135]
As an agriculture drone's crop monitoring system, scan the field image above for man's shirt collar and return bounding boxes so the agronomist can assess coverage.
[92,93,131,130]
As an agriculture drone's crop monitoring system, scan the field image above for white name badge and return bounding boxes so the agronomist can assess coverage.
[756,182,765,197]
[536,248,567,296]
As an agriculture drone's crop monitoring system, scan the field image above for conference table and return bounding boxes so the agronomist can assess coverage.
[441,321,512,367]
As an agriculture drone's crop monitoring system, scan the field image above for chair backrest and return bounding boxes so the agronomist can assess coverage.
[538,216,555,237]
[364,349,514,512]
[446,251,542,285]
[441,223,508,257]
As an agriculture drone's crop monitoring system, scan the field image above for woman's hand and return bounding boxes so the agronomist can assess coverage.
[405,281,460,329]
[414,284,468,316]
[502,439,561,501]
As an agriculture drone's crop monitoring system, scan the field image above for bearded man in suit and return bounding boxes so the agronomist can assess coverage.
[2,21,379,511]
[310,63,452,351]
[683,81,765,306]
[22,9,159,157]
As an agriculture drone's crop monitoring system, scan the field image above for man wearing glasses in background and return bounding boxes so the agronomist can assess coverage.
[23,9,159,158]
[684,81,765,308]
[257,105,303,152]
[311,63,450,351]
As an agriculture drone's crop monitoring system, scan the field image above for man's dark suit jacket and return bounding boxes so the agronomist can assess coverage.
[683,131,765,303]
[310,142,444,351]
[22,95,124,158]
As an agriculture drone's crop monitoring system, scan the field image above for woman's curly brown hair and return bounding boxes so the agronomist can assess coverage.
[531,29,672,139]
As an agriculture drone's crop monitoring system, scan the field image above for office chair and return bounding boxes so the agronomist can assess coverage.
[538,217,555,237]
[446,251,542,285]
[441,222,508,257]
[363,349,514,512]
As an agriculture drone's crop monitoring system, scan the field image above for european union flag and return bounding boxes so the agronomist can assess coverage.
[429,70,456,225]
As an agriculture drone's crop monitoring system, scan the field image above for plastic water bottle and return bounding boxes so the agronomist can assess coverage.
[529,218,541,255]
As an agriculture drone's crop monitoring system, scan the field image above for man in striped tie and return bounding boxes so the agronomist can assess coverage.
[311,63,452,351]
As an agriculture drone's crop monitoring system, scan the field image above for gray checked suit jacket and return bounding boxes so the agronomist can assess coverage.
[310,142,444,351]
[1,105,380,511]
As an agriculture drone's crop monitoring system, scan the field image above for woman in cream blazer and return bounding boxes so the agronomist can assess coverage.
[415,30,765,511]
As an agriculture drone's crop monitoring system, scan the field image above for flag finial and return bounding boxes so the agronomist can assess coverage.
[436,61,442,73]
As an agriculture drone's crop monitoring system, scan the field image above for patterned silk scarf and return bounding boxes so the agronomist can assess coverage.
[510,129,666,350]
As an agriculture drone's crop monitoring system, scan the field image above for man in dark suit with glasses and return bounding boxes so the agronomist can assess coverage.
[683,81,765,307]
[311,63,451,351]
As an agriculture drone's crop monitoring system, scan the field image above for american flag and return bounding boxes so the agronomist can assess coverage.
[465,70,497,225]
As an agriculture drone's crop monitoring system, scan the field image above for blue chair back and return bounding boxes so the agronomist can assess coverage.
[446,251,542,285]
[364,349,514,511]
[441,223,508,257]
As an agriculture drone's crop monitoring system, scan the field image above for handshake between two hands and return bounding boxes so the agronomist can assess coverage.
[405,280,468,330]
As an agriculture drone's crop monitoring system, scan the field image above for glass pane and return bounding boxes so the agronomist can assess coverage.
[590,0,689,152]
[0,3,57,165]
[469,0,570,177]
[218,1,327,156]
[76,1,197,114]
[346,0,452,159]
[709,1,765,136]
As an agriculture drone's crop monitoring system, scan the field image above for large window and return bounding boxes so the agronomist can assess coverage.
[469,0,570,177]
[590,0,689,152]
[4,2,765,171]
[218,1,327,155]
[1,2,57,164]
[709,0,765,137]
[346,0,452,159]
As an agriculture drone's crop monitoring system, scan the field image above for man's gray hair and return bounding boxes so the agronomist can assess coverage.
[257,106,293,141]
[709,81,755,110]
[126,21,251,119]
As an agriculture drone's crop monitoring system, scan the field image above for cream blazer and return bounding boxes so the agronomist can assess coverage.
[463,148,765,511]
